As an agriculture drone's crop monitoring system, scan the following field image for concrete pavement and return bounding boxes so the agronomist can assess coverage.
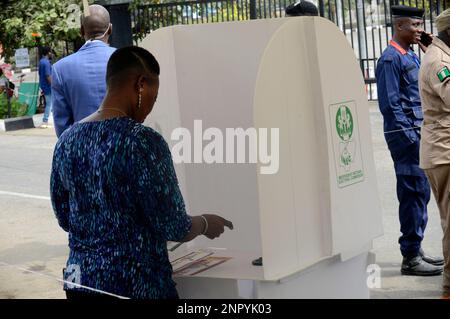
[0,125,67,298]
[0,103,446,298]
[369,101,444,299]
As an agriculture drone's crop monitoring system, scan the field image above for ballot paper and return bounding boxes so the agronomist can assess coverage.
[174,256,232,276]
[171,249,213,271]
[171,249,231,276]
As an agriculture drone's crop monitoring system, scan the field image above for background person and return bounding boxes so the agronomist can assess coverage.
[0,68,6,94]
[52,4,116,137]
[285,0,319,16]
[38,46,53,128]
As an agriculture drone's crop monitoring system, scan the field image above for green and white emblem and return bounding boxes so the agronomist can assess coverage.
[437,66,450,82]
[329,101,364,188]
[336,105,354,167]
[336,106,353,141]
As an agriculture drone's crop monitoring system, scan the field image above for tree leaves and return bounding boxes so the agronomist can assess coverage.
[0,0,83,60]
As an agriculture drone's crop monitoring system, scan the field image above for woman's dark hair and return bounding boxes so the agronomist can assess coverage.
[106,46,160,87]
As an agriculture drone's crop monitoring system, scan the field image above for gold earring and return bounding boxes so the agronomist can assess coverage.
[137,88,143,109]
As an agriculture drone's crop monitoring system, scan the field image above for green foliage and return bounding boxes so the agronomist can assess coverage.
[129,0,160,10]
[0,94,28,119]
[0,0,94,61]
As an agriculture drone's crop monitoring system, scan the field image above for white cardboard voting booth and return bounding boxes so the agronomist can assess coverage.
[140,16,383,298]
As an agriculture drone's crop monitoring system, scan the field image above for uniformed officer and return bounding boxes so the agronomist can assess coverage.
[376,5,444,276]
[419,8,450,296]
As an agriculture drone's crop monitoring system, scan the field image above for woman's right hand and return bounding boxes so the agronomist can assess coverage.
[181,215,234,242]
[201,214,233,239]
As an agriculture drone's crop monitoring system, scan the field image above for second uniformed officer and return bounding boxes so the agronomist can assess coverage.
[419,8,450,296]
[376,5,444,276]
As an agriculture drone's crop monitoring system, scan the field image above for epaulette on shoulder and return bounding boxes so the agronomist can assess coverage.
[383,55,394,62]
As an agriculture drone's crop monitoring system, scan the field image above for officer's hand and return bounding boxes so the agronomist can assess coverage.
[418,32,433,53]
[418,41,428,53]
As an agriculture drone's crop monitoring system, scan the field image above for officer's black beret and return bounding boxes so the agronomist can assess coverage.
[285,1,319,16]
[391,5,424,19]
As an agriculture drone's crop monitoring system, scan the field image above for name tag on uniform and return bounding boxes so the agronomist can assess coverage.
[437,66,450,82]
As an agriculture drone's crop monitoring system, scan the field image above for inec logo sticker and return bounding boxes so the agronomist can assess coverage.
[336,105,354,167]
[336,105,353,141]
[329,101,364,188]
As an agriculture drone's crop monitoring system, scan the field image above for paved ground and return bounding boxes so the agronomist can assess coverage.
[0,122,67,298]
[369,102,444,299]
[0,105,446,299]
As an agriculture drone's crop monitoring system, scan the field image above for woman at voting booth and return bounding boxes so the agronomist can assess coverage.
[49,46,233,299]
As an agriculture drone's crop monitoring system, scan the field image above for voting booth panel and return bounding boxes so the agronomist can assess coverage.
[254,19,331,280]
[253,18,383,279]
[141,17,382,293]
[141,21,276,256]
[312,21,382,258]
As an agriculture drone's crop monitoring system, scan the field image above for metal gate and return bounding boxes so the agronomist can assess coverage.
[131,0,449,100]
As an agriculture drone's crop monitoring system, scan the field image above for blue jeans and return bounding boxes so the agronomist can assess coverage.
[43,93,52,123]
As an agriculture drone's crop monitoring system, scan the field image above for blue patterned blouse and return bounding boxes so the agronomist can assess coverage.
[50,117,192,299]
